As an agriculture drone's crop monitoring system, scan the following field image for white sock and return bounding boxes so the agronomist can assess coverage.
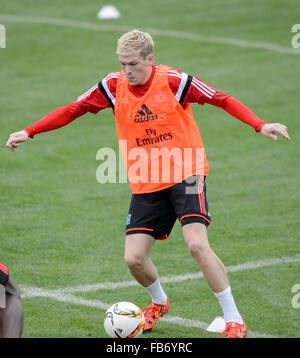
[214,286,243,324]
[145,277,167,305]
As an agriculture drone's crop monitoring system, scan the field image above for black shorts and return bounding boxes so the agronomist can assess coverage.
[125,175,211,240]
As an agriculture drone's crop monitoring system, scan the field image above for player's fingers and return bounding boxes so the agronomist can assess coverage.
[268,132,278,141]
[6,139,18,151]
[271,124,290,141]
[6,135,22,149]
[278,128,290,140]
[273,124,289,140]
[6,142,16,152]
[6,140,13,149]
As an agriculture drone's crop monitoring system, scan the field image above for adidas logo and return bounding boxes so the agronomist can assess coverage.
[137,104,152,116]
[134,104,161,123]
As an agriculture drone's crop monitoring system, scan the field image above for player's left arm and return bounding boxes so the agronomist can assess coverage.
[216,95,290,141]
[185,75,290,141]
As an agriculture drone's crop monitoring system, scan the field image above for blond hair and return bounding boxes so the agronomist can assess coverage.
[116,29,154,58]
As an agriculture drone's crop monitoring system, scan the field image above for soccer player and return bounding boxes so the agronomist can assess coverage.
[6,30,290,338]
[0,262,24,338]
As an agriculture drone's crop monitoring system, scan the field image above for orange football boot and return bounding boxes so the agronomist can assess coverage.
[219,321,247,338]
[142,297,169,333]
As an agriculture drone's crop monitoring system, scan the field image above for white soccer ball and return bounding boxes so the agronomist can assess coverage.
[104,301,145,338]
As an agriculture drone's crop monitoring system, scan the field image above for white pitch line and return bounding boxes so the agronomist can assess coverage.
[20,286,109,310]
[19,253,299,338]
[0,14,299,56]
[20,253,300,296]
[20,286,277,338]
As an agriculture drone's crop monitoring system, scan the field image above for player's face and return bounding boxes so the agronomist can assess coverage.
[119,52,154,86]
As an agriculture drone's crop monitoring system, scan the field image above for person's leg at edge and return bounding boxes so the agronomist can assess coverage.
[0,278,24,338]
[182,222,243,325]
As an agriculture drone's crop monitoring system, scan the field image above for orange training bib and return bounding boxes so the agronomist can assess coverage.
[114,64,209,194]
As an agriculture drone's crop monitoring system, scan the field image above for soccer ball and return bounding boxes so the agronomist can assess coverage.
[104,301,145,338]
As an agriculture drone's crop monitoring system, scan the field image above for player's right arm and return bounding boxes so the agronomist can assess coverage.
[6,103,85,152]
[6,74,118,152]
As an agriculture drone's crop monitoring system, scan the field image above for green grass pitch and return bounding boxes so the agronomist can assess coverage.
[0,0,299,338]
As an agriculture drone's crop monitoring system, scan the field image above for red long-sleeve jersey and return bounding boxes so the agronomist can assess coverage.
[24,65,266,138]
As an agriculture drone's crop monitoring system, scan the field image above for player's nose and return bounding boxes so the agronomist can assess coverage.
[124,66,132,74]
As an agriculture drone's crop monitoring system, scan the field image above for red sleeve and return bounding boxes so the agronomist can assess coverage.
[184,76,267,132]
[76,84,113,112]
[24,84,113,138]
[25,102,87,138]
[214,95,267,132]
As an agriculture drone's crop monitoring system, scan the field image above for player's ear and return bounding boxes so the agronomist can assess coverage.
[147,53,154,64]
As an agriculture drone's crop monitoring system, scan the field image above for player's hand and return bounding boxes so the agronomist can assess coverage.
[260,123,290,141]
[6,130,29,152]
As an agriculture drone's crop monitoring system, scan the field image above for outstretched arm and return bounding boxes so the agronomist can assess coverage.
[221,96,290,141]
[184,75,290,141]
[6,103,85,152]
[6,83,112,152]
[219,96,290,141]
